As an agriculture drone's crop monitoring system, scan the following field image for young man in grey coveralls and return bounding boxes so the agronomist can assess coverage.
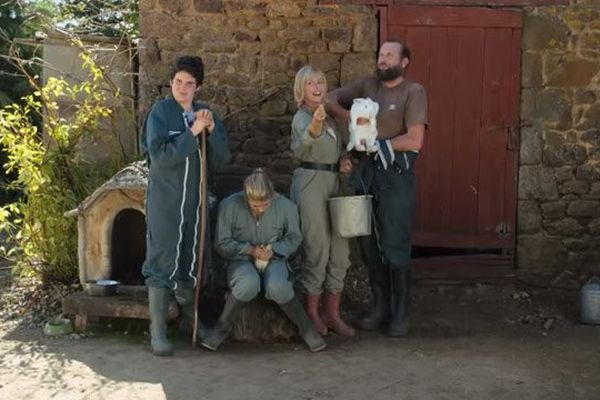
[140,56,231,356]
[327,40,428,337]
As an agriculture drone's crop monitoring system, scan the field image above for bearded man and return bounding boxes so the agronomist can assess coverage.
[327,40,428,337]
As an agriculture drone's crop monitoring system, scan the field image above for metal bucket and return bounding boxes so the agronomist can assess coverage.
[581,277,600,324]
[328,195,373,238]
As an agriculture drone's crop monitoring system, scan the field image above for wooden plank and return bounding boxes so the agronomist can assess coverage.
[477,28,512,236]
[412,254,515,280]
[387,6,522,28]
[503,28,521,240]
[412,231,513,248]
[420,26,458,232]
[63,290,179,320]
[378,6,388,45]
[403,26,430,232]
[450,27,484,234]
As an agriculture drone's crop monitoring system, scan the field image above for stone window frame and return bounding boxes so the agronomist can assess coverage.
[318,0,569,6]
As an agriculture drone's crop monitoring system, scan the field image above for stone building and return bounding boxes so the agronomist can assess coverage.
[137,0,600,280]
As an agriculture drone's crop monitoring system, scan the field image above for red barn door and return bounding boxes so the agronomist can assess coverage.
[380,6,522,274]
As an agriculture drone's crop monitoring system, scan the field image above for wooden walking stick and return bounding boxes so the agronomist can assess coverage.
[192,128,208,347]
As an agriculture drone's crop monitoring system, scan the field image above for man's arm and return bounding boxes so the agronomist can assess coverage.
[326,81,364,121]
[391,124,425,151]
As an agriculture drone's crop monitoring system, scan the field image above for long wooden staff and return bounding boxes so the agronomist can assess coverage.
[192,128,208,347]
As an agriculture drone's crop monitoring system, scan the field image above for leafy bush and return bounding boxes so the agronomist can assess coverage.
[0,49,129,283]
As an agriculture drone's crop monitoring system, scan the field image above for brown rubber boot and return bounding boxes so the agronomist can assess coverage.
[304,293,328,335]
[321,292,355,337]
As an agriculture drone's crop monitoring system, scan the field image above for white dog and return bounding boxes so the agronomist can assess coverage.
[347,97,380,153]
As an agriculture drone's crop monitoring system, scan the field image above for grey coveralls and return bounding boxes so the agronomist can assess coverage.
[290,107,351,294]
[140,97,231,289]
[215,192,303,304]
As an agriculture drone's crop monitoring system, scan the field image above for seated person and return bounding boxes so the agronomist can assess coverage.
[200,168,326,352]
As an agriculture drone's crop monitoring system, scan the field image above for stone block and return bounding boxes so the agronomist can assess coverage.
[574,89,596,105]
[289,54,308,71]
[224,1,267,16]
[520,89,536,122]
[278,25,320,41]
[522,52,542,88]
[322,27,353,42]
[233,29,259,42]
[576,164,600,182]
[517,200,542,233]
[518,165,558,200]
[241,137,279,154]
[589,182,600,199]
[247,18,268,31]
[302,5,339,18]
[545,55,599,87]
[541,201,566,220]
[554,166,575,182]
[589,218,600,235]
[287,39,327,54]
[194,0,223,13]
[535,88,572,129]
[523,15,569,51]
[236,153,270,168]
[341,53,376,86]
[519,127,542,165]
[560,180,590,195]
[304,54,339,76]
[577,104,600,130]
[544,143,588,167]
[260,100,288,117]
[579,32,600,49]
[353,17,377,52]
[544,218,585,236]
[329,40,352,53]
[516,234,567,270]
[567,200,600,217]
[159,0,191,13]
[563,237,592,252]
[266,1,301,18]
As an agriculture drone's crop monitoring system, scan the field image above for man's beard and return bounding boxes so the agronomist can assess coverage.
[376,65,404,82]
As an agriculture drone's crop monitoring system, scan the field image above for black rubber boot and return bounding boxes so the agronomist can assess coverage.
[148,287,174,356]
[358,264,391,331]
[200,293,245,351]
[280,297,326,352]
[388,268,410,337]
[174,287,195,334]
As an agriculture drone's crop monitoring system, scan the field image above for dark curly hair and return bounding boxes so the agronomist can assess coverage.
[170,56,204,85]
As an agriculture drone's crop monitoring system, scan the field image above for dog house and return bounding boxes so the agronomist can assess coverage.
[65,162,148,286]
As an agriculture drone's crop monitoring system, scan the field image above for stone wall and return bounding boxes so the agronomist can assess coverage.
[518,0,600,278]
[138,0,377,195]
[138,0,600,276]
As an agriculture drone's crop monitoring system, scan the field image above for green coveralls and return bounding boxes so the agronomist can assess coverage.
[215,192,303,304]
[141,97,230,290]
[290,107,351,294]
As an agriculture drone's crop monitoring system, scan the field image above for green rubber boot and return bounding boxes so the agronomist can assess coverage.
[148,287,174,356]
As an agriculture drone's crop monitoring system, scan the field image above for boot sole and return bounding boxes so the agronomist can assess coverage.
[309,343,326,352]
[200,341,218,351]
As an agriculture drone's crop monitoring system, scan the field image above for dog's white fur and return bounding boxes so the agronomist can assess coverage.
[254,244,272,271]
[347,97,380,153]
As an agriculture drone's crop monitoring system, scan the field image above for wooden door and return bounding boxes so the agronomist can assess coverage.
[380,6,522,263]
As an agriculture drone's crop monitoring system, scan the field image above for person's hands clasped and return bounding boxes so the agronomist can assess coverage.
[190,109,215,136]
[248,245,273,261]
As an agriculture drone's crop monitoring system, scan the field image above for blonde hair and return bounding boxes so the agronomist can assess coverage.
[293,65,327,107]
[243,168,274,201]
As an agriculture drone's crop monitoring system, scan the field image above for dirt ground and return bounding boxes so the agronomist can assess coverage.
[1,280,599,400]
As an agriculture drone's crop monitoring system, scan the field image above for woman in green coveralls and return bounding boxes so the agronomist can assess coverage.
[289,65,355,336]
[200,169,326,352]
[140,56,230,356]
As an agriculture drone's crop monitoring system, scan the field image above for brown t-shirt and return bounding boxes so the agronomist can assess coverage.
[332,77,428,140]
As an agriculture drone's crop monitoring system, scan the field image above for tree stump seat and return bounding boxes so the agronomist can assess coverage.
[229,296,297,343]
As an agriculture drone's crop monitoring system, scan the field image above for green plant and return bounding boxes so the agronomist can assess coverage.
[0,48,128,283]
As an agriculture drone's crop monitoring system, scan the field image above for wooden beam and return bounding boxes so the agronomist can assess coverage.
[319,0,568,6]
